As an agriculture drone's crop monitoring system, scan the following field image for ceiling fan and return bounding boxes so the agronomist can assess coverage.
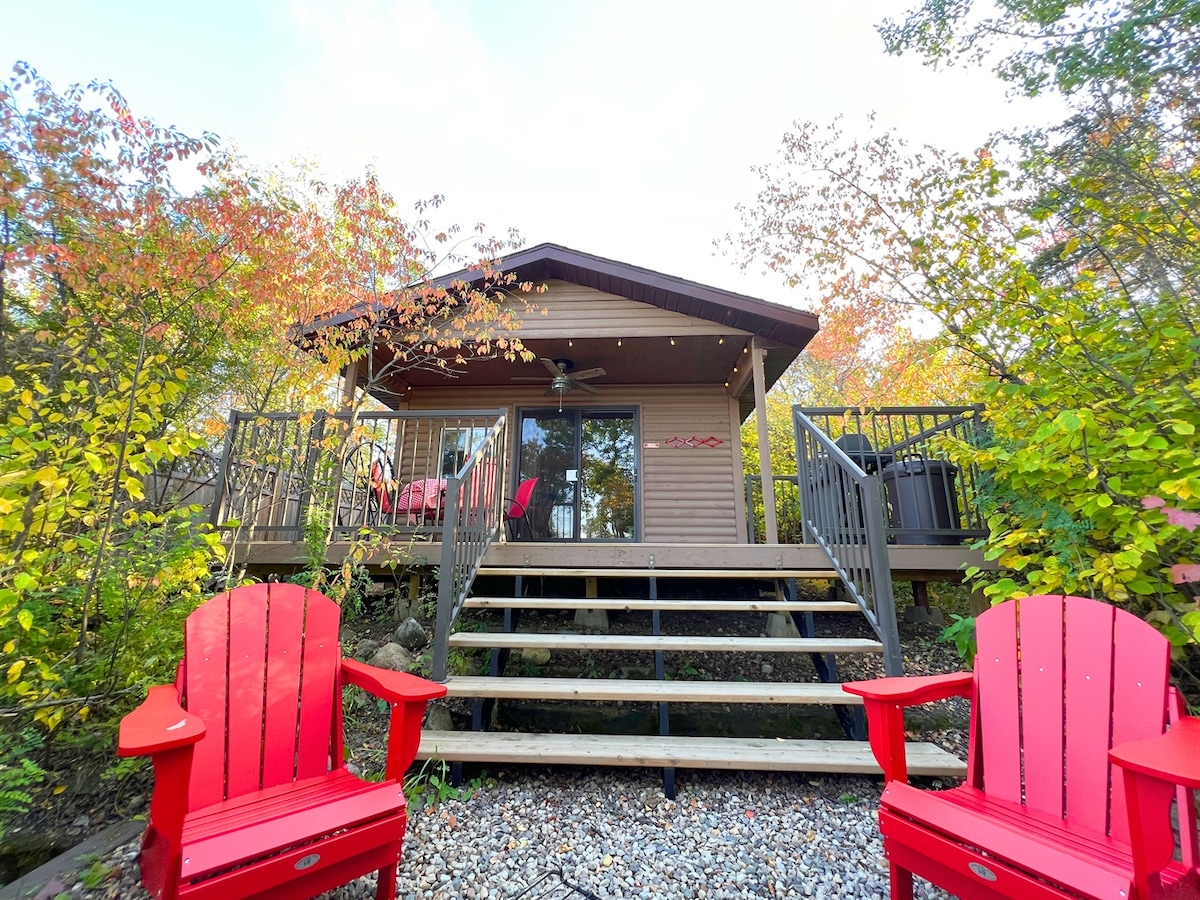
[512,357,606,396]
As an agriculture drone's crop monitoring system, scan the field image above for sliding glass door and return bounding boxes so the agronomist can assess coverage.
[517,409,638,541]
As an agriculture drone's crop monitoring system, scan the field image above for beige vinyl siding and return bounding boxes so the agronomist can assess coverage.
[408,384,742,544]
[503,281,754,339]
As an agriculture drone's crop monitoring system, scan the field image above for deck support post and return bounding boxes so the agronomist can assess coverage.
[341,358,359,408]
[751,337,778,545]
[649,575,675,799]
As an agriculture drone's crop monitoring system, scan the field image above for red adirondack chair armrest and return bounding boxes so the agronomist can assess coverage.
[118,684,206,757]
[118,684,206,861]
[1109,717,1200,897]
[1110,716,1200,787]
[341,659,448,782]
[843,673,974,783]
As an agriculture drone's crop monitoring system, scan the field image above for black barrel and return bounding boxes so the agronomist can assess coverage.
[880,457,961,545]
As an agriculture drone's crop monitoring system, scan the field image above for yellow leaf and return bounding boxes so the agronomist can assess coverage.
[53,785,67,795]
[6,660,25,683]
[0,376,14,392]
[3,640,15,653]
[34,465,58,487]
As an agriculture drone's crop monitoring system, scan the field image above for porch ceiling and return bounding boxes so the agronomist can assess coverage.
[365,335,798,417]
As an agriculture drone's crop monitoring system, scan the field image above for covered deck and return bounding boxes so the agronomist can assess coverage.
[212,404,987,575]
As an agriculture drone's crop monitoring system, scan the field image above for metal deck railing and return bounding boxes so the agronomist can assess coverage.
[790,405,986,676]
[208,409,508,684]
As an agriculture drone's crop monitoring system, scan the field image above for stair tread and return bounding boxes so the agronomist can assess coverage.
[464,597,862,613]
[448,633,883,653]
[478,567,832,579]
[444,676,863,704]
[416,731,965,777]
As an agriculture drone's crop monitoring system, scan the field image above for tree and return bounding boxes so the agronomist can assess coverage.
[0,61,537,779]
[733,1,1199,652]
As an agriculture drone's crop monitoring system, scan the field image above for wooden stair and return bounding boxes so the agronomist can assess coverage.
[417,732,964,777]
[448,632,882,654]
[418,565,966,791]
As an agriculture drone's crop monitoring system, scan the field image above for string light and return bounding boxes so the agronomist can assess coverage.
[733,366,738,373]
[617,338,623,347]
[670,337,676,346]
[568,339,573,347]
[718,337,725,345]
[724,381,730,388]
[743,346,749,354]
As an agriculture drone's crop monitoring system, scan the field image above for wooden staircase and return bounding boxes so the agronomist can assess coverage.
[416,565,965,796]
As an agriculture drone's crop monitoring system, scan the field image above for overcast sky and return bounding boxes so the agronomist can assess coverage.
[2,0,1055,309]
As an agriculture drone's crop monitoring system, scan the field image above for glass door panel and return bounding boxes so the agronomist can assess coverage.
[581,414,636,539]
[518,412,577,540]
[517,409,638,541]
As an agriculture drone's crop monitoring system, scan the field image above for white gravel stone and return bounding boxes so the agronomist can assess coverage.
[53,769,957,899]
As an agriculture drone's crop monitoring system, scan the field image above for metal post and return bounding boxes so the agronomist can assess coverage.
[294,411,326,539]
[862,476,903,676]
[431,474,461,683]
[209,410,240,528]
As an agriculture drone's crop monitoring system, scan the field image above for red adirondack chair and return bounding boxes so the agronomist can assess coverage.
[845,593,1200,900]
[118,583,448,900]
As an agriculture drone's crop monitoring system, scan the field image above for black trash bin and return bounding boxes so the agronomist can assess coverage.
[881,457,961,545]
[833,433,893,473]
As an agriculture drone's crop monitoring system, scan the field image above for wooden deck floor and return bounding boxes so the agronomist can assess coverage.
[228,538,987,581]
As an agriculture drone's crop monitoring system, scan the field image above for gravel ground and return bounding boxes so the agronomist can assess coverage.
[50,768,955,899]
[37,590,968,899]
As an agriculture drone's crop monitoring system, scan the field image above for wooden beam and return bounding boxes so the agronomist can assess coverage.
[726,341,755,397]
[751,336,778,544]
[341,358,359,408]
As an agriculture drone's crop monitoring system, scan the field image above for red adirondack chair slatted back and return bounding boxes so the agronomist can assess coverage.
[973,594,1171,841]
[181,583,343,811]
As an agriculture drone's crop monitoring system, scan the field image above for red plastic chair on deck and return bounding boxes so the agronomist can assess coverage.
[118,584,447,900]
[504,477,539,540]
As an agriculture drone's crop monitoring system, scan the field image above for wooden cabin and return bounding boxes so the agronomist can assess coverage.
[209,244,986,794]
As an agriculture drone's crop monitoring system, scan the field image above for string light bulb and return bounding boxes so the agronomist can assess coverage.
[617,338,623,347]
[733,366,738,373]
[670,337,676,346]
[718,337,725,345]
[568,339,573,347]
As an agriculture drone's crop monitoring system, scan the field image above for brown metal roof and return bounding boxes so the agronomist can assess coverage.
[438,243,819,351]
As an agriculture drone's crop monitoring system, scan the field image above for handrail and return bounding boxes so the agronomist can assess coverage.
[210,408,507,539]
[793,408,903,675]
[430,415,507,682]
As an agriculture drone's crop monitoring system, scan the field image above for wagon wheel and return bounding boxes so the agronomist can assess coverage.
[337,442,389,529]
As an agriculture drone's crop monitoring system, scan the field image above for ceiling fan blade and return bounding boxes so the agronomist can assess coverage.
[540,357,563,376]
[572,380,600,394]
[570,367,606,381]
